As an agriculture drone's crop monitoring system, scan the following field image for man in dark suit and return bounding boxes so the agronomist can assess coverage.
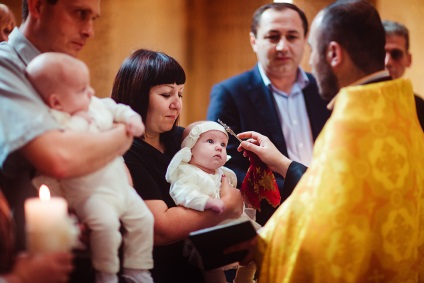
[207,3,331,226]
[383,20,424,131]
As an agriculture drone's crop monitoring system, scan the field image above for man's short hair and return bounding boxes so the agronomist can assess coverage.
[251,3,308,37]
[382,20,410,51]
[318,0,385,74]
[22,0,58,20]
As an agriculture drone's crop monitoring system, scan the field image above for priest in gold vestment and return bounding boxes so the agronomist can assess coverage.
[235,1,424,282]
[255,76,424,282]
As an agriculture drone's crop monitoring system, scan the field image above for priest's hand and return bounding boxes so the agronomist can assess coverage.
[224,235,258,266]
[237,131,292,178]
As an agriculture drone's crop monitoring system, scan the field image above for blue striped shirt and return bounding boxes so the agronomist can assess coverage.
[258,64,313,166]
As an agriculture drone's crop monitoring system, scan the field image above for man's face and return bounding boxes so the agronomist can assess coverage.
[384,34,411,79]
[250,8,306,80]
[35,0,100,57]
[0,6,16,42]
[308,13,339,101]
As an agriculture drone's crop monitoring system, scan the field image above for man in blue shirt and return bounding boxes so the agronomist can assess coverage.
[207,3,331,226]
[0,0,132,256]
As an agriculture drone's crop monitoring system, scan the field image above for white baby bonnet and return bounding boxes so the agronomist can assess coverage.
[165,121,229,183]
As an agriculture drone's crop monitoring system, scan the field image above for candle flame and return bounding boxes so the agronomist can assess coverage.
[39,185,51,201]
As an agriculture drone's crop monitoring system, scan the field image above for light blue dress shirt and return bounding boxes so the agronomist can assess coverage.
[258,64,313,166]
[0,28,59,171]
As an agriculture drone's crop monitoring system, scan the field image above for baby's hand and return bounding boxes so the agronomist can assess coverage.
[204,198,225,213]
[126,115,145,137]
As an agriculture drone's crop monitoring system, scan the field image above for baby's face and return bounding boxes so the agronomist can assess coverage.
[0,6,15,42]
[59,66,94,114]
[189,130,228,174]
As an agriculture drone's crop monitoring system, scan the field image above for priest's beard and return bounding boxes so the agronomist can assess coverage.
[316,57,340,101]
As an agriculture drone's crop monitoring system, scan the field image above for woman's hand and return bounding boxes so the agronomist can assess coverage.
[220,175,243,219]
[204,197,225,213]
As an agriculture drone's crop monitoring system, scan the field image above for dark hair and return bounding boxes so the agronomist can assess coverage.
[382,20,410,51]
[251,3,308,37]
[318,0,385,74]
[22,0,58,20]
[111,49,186,137]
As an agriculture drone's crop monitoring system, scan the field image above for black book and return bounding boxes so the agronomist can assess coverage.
[185,220,257,271]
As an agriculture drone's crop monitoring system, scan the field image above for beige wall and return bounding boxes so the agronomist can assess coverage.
[293,0,331,72]
[3,0,423,124]
[184,0,268,125]
[79,0,188,97]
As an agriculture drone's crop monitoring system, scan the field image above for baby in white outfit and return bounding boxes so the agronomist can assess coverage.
[26,52,154,283]
[166,121,259,283]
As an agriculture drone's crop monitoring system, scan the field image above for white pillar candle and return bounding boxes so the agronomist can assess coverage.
[25,185,77,253]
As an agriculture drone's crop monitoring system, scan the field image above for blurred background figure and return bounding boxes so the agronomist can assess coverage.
[383,19,424,130]
[383,20,411,80]
[0,3,15,42]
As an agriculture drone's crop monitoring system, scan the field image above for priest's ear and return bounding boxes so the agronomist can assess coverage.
[326,41,343,68]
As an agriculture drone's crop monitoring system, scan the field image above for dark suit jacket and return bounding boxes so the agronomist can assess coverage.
[414,94,424,131]
[207,65,331,225]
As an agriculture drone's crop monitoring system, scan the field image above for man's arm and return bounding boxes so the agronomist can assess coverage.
[20,125,132,179]
[1,54,131,178]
